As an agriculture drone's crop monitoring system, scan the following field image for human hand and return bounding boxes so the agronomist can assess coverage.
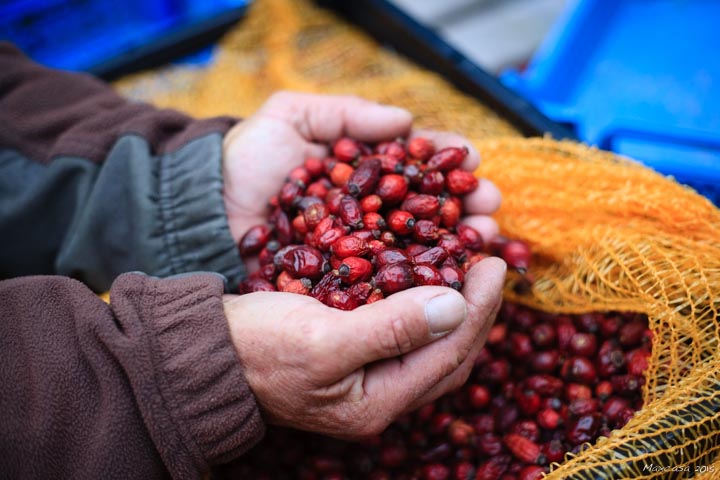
[224,256,505,439]
[222,91,502,247]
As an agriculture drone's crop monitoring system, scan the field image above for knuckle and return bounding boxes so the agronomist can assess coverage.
[438,352,464,379]
[376,315,417,357]
[304,321,331,362]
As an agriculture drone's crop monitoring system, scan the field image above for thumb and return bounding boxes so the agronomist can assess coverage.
[328,286,467,369]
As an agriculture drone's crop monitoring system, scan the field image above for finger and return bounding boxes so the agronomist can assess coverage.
[361,257,506,415]
[262,91,412,143]
[409,129,481,171]
[304,141,328,160]
[328,286,468,370]
[403,267,504,411]
[460,215,500,246]
[463,178,502,215]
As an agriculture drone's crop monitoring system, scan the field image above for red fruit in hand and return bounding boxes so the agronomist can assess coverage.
[366,288,384,304]
[408,136,435,161]
[336,257,373,284]
[238,224,271,256]
[412,246,449,267]
[403,163,423,186]
[413,219,439,243]
[306,178,330,198]
[281,245,326,279]
[374,262,414,294]
[427,146,468,171]
[287,165,311,186]
[331,235,369,258]
[375,140,406,161]
[327,290,359,310]
[316,226,346,251]
[281,278,312,295]
[360,194,383,212]
[270,208,293,245]
[330,162,354,186]
[456,223,484,251]
[348,281,373,302]
[304,156,324,177]
[238,277,277,294]
[420,170,445,195]
[339,195,364,228]
[439,198,461,228]
[325,188,344,215]
[412,264,444,286]
[333,137,361,162]
[375,248,410,267]
[387,210,416,235]
[439,264,464,290]
[402,194,440,219]
[446,169,479,195]
[375,174,408,204]
[345,158,381,197]
[363,212,386,231]
[279,181,302,208]
[303,202,329,230]
[310,272,342,303]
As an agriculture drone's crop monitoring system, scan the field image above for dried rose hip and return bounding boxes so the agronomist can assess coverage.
[234,135,538,316]
[232,301,651,479]
[238,225,272,257]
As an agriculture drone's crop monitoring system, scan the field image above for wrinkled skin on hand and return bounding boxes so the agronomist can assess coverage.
[221,91,506,438]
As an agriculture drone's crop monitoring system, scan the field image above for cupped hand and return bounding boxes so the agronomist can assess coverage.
[224,256,506,439]
[222,91,502,246]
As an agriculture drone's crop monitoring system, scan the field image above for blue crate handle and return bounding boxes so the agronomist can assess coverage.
[597,120,720,190]
[598,121,720,154]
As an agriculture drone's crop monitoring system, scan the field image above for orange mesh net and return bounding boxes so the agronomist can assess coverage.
[115,0,720,477]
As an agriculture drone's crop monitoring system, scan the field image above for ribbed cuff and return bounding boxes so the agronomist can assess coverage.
[157,131,245,292]
[111,273,264,477]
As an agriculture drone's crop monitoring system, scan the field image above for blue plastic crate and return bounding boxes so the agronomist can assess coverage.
[502,0,720,205]
[0,0,250,73]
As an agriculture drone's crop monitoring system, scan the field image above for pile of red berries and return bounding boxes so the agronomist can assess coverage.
[236,136,531,308]
[221,304,650,480]
[225,137,651,479]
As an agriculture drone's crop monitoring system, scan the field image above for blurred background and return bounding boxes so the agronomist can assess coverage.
[1,0,718,204]
[390,0,568,74]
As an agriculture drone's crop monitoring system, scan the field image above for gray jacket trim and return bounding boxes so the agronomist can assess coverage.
[0,133,244,292]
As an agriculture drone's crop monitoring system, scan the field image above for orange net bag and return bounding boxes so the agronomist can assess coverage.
[115,0,720,477]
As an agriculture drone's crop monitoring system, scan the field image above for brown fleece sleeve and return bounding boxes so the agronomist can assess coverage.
[0,273,264,480]
[0,42,236,164]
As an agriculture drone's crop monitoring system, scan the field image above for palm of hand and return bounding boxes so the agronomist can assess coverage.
[222,114,325,243]
[221,91,501,248]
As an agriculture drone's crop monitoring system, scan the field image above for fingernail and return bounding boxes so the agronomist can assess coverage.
[425,292,467,335]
